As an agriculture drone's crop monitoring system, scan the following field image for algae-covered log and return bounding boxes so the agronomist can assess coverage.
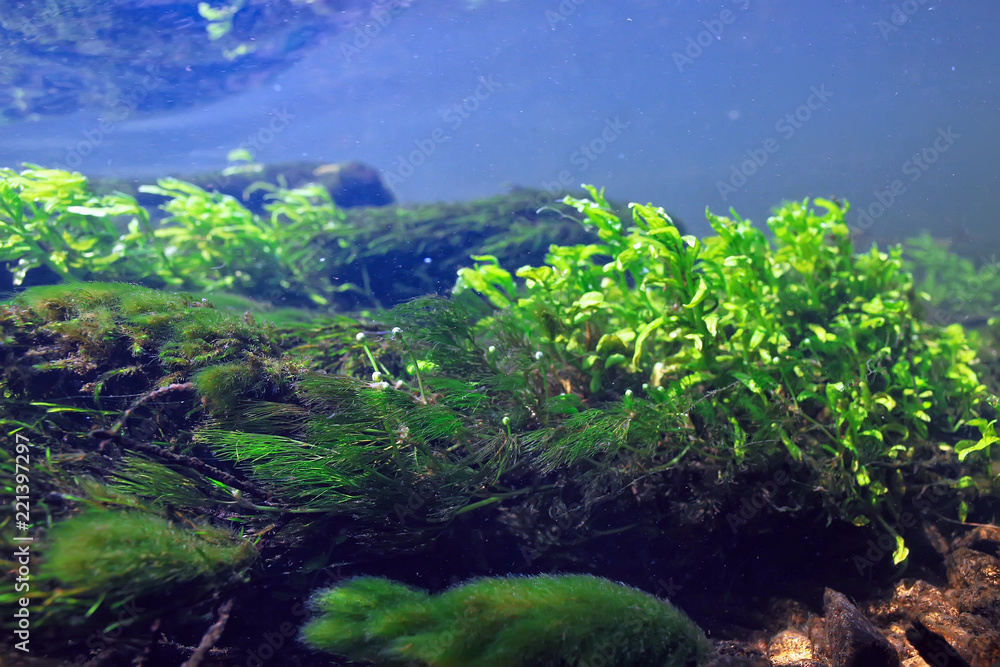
[0,166,596,308]
[2,183,999,665]
[301,574,712,667]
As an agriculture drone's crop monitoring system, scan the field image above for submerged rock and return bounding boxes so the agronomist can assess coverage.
[905,620,972,667]
[822,589,899,667]
[767,628,826,667]
[123,160,396,214]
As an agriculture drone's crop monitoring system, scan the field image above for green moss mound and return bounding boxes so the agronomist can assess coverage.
[44,508,256,598]
[301,574,711,667]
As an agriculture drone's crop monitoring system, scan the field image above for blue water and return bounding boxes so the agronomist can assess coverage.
[2,0,998,242]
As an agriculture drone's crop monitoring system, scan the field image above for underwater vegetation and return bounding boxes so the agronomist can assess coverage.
[44,507,256,599]
[114,159,398,213]
[456,187,995,553]
[0,166,592,308]
[301,574,711,666]
[1,166,998,663]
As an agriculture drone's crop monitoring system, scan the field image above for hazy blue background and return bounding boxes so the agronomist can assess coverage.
[2,0,998,243]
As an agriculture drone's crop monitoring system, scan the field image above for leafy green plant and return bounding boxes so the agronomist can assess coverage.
[0,166,351,305]
[903,233,1000,326]
[139,178,354,305]
[456,187,992,551]
[301,574,711,667]
[1,166,593,310]
[955,417,1000,463]
[0,166,160,285]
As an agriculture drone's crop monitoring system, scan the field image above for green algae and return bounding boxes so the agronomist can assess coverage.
[44,508,256,598]
[1,182,998,663]
[301,574,712,667]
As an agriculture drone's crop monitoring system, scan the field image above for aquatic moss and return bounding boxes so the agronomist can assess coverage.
[3,281,285,381]
[301,574,711,667]
[43,508,256,598]
[195,372,487,518]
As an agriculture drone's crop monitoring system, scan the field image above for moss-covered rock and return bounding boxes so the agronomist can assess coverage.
[1,186,998,665]
[302,574,712,667]
[44,508,256,598]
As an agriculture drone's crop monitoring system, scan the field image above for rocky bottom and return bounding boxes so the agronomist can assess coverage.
[712,524,1000,667]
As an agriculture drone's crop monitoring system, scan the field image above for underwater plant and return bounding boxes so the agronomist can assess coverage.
[1,184,997,663]
[903,232,1000,327]
[0,165,159,286]
[0,166,593,309]
[44,507,256,599]
[455,187,994,559]
[301,574,712,667]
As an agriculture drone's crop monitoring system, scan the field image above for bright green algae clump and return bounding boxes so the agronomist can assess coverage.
[301,574,711,667]
[44,508,257,597]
